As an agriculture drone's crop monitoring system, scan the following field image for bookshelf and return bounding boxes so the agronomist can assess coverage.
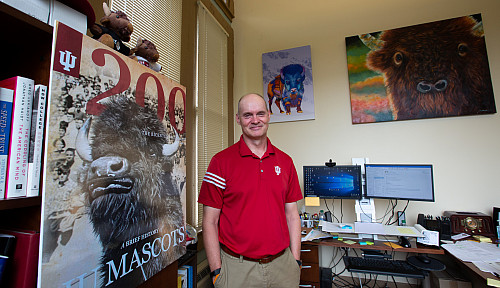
[0,2,50,232]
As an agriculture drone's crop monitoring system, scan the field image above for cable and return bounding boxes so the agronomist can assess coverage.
[324,199,340,222]
[385,199,398,225]
[391,275,399,288]
[387,200,410,226]
[340,199,344,222]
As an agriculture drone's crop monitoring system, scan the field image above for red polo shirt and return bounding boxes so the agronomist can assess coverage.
[198,136,303,259]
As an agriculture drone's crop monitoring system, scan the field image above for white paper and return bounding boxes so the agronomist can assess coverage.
[415,224,439,246]
[472,261,500,275]
[442,241,500,262]
[451,233,470,241]
[301,229,333,242]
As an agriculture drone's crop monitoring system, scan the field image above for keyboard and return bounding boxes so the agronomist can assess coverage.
[343,256,426,279]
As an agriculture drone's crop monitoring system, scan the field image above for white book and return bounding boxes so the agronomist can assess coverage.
[0,76,34,198]
[177,267,188,288]
[0,87,14,198]
[26,85,47,197]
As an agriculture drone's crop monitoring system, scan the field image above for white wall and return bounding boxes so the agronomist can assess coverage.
[232,0,500,224]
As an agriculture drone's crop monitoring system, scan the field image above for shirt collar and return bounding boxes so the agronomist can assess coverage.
[238,135,275,158]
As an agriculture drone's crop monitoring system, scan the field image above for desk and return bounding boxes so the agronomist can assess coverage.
[299,229,444,287]
[444,246,500,287]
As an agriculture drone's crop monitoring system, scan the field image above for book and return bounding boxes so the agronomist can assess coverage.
[0,233,16,286]
[0,76,34,198]
[26,84,47,197]
[178,266,188,288]
[0,88,14,198]
[0,229,39,288]
[181,265,194,288]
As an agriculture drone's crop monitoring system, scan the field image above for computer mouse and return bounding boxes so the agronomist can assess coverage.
[416,255,431,264]
[399,236,411,248]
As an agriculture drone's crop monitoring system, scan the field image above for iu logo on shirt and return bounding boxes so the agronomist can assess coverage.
[274,166,281,175]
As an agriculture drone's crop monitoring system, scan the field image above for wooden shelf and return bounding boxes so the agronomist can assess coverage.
[0,2,53,87]
[0,196,41,210]
[0,2,52,34]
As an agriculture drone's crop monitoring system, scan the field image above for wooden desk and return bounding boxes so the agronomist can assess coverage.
[299,232,444,287]
[444,247,500,287]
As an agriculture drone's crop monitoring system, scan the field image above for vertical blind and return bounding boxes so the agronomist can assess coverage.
[196,2,229,228]
[110,0,182,83]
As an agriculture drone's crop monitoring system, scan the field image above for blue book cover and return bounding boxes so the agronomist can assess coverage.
[181,265,193,288]
[0,88,14,198]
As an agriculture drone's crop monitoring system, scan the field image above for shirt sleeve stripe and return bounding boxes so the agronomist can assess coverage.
[205,172,225,183]
[203,178,226,190]
[204,173,225,186]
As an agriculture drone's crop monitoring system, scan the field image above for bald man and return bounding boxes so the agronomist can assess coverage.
[199,93,303,287]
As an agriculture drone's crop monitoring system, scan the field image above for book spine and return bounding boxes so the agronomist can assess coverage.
[26,85,47,197]
[0,77,34,198]
[0,229,39,288]
[181,265,193,288]
[0,88,14,199]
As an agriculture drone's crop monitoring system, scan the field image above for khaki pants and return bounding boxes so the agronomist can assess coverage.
[214,247,301,288]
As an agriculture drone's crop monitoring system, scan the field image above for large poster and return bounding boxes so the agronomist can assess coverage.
[38,23,187,287]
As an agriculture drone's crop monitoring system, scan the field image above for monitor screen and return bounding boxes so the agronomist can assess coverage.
[303,165,362,199]
[365,164,435,201]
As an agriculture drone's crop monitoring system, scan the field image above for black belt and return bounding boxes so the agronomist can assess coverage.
[220,244,286,264]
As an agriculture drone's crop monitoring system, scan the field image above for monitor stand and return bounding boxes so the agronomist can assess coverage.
[355,198,378,240]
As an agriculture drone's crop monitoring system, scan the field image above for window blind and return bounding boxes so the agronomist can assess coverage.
[110,0,182,83]
[195,2,229,228]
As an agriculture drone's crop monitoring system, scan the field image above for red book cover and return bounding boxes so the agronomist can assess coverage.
[0,229,39,288]
[0,76,34,198]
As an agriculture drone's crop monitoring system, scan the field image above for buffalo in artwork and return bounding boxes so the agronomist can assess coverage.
[360,15,496,120]
[267,64,306,115]
[75,96,185,287]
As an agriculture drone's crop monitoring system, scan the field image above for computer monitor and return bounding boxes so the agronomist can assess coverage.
[303,165,362,199]
[364,164,435,202]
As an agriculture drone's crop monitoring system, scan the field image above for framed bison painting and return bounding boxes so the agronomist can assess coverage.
[262,45,315,123]
[39,23,187,287]
[346,14,496,124]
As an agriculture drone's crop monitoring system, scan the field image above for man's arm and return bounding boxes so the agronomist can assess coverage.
[202,205,222,273]
[285,202,301,260]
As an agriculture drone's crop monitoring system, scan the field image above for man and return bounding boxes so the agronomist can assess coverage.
[198,93,303,287]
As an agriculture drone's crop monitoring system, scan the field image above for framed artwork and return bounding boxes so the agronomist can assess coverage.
[262,45,315,123]
[346,14,496,124]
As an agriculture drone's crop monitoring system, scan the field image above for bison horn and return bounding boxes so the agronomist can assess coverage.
[359,33,384,51]
[162,128,180,156]
[76,117,93,162]
[103,2,111,17]
[470,17,484,37]
[136,36,143,48]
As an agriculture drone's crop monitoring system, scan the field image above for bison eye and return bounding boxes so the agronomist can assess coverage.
[458,43,468,57]
[393,52,403,66]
